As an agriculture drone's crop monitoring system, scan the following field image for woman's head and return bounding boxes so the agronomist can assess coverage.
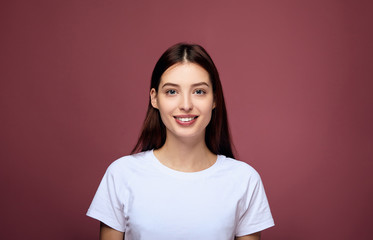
[132,43,234,158]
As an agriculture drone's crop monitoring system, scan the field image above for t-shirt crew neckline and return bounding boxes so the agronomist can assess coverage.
[150,149,223,179]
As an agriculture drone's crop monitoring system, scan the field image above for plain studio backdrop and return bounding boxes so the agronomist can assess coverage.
[1,1,372,239]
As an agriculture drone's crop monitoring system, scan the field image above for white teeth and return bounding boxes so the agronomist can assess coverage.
[177,117,195,122]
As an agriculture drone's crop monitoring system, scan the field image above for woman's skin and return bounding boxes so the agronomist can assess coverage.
[99,63,261,240]
[150,62,217,172]
[99,223,123,240]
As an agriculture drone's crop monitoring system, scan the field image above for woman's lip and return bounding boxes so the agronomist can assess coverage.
[173,115,198,118]
[174,115,198,126]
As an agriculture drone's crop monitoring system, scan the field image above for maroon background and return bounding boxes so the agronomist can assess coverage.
[1,1,372,239]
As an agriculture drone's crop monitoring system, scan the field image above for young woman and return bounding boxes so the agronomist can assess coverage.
[87,43,274,240]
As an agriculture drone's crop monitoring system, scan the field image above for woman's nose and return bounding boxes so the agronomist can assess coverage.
[179,94,193,111]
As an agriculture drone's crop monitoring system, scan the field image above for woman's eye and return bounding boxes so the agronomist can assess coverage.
[166,89,177,95]
[194,89,206,95]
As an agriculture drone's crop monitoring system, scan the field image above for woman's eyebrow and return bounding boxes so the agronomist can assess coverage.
[161,83,179,88]
[192,82,210,87]
[161,82,210,88]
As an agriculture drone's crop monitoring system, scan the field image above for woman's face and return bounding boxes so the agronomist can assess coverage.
[150,62,215,141]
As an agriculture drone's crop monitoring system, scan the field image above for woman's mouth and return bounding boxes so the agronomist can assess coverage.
[174,116,198,125]
[176,117,196,122]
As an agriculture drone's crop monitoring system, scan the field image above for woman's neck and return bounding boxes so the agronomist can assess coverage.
[153,135,217,172]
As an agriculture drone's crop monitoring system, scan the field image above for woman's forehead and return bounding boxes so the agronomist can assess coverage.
[160,62,211,86]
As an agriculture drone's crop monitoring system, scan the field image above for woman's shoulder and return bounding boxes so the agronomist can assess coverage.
[106,150,153,175]
[218,155,261,180]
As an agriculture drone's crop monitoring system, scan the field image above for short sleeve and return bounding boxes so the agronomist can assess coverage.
[86,162,127,232]
[235,172,275,236]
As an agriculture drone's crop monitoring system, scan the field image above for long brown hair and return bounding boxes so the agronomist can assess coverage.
[131,43,235,158]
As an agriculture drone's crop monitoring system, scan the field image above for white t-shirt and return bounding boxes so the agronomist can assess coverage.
[87,150,274,240]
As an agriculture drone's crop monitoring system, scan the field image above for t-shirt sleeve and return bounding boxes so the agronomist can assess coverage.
[86,162,127,232]
[235,171,275,236]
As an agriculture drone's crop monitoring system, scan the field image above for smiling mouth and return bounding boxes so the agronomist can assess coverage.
[174,116,198,122]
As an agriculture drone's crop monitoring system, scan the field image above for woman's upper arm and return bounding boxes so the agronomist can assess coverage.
[99,222,124,240]
[235,231,261,240]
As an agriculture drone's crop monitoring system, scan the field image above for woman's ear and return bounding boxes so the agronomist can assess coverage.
[150,88,158,109]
